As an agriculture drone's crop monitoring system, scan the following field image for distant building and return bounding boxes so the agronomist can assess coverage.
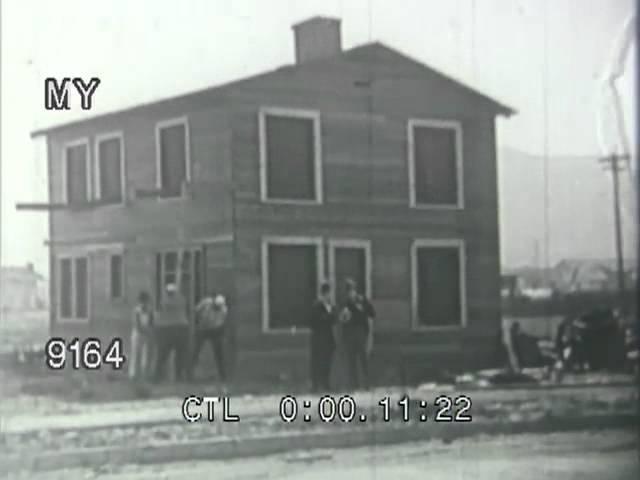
[503,258,637,300]
[502,266,555,293]
[501,274,525,299]
[0,263,48,311]
[552,258,637,293]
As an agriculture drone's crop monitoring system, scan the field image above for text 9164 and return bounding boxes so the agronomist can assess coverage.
[45,337,126,370]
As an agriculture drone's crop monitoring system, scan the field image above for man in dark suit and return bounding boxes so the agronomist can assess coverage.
[309,282,337,392]
[339,278,375,390]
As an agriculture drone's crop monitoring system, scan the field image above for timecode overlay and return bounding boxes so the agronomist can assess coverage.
[278,394,473,424]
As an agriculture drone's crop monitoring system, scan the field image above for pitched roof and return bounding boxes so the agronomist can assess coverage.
[32,41,515,137]
[343,42,514,116]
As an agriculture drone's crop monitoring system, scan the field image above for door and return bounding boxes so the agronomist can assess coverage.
[329,240,371,307]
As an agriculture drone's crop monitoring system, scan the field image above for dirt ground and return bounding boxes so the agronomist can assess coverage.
[9,430,639,480]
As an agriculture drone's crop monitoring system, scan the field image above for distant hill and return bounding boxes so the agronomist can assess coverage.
[497,146,637,269]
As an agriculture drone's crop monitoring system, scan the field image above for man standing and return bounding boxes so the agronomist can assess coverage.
[309,282,336,392]
[153,283,190,382]
[191,292,229,390]
[339,279,375,390]
[129,291,155,382]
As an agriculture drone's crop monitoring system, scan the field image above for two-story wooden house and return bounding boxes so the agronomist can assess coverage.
[31,16,514,382]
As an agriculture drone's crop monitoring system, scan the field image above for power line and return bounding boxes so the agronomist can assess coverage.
[542,0,551,281]
[600,153,629,313]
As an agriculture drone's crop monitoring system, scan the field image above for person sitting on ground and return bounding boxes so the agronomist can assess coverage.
[555,316,581,372]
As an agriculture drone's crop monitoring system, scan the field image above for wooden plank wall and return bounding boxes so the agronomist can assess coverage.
[47,98,235,329]
[228,57,502,366]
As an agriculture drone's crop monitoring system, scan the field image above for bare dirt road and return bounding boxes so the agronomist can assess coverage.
[12,429,638,480]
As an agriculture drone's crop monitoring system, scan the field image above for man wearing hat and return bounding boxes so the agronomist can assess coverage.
[153,282,190,382]
[339,278,376,390]
[309,282,337,392]
[190,290,229,389]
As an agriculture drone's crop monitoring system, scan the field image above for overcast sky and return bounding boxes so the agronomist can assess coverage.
[1,0,636,275]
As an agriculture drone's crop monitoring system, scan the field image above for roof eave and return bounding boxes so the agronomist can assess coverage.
[498,106,517,118]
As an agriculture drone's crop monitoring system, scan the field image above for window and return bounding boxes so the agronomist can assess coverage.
[64,140,90,205]
[60,258,73,318]
[156,118,190,198]
[109,254,123,299]
[408,119,463,208]
[155,248,203,308]
[261,237,324,331]
[58,255,90,321]
[411,240,466,329]
[259,108,322,203]
[95,133,125,204]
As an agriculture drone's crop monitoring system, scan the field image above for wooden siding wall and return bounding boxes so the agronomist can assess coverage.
[229,58,501,359]
[47,99,235,329]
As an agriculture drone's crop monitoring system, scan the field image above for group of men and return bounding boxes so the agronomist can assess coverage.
[128,284,229,388]
[127,277,376,393]
[309,278,376,392]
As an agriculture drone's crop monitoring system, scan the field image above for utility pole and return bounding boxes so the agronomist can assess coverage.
[599,153,629,314]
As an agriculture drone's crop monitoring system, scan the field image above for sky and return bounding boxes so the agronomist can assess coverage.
[1,0,637,276]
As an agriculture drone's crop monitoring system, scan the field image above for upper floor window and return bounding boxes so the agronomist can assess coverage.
[408,119,463,208]
[156,117,190,198]
[95,132,125,204]
[64,139,90,205]
[259,107,323,204]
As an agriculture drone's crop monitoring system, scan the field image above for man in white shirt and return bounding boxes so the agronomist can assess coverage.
[153,283,190,382]
[190,292,229,389]
[129,291,154,381]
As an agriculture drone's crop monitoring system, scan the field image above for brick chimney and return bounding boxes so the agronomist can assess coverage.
[292,16,342,64]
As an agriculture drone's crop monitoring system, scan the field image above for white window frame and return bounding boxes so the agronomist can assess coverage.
[155,248,203,308]
[410,238,467,331]
[155,116,191,199]
[407,118,464,209]
[261,236,325,333]
[57,254,91,324]
[62,138,91,205]
[94,131,126,206]
[327,238,372,303]
[258,107,323,205]
[108,252,125,301]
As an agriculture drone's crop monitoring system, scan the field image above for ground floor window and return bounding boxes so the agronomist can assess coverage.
[155,248,204,308]
[411,239,466,329]
[109,254,124,300]
[262,237,324,331]
[58,255,89,321]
